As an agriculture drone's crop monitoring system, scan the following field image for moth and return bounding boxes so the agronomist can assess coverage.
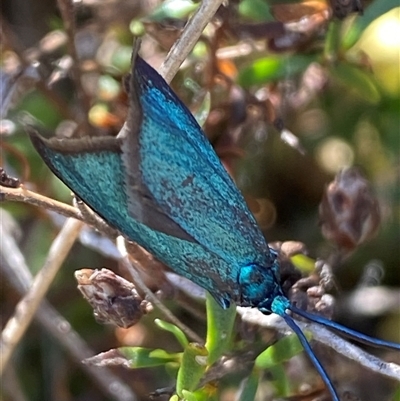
[29,44,399,401]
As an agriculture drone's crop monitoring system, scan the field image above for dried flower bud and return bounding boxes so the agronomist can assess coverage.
[319,167,381,252]
[269,241,303,295]
[74,268,153,328]
[290,273,336,320]
[0,167,20,188]
[278,241,308,258]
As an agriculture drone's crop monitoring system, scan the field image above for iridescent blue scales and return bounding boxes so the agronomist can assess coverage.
[29,45,400,401]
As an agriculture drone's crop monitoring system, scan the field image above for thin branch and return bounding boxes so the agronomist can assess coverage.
[159,0,225,83]
[0,217,137,401]
[2,185,172,299]
[1,185,82,220]
[1,186,125,253]
[237,307,400,382]
[0,218,83,375]
[73,197,120,238]
[116,237,203,344]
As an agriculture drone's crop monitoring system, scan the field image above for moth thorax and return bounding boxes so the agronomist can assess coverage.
[238,263,283,310]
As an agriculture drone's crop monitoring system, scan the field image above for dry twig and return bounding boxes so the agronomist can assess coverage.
[0,218,83,375]
[238,307,400,382]
[160,0,225,83]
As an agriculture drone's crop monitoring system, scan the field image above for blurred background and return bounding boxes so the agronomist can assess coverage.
[1,0,399,400]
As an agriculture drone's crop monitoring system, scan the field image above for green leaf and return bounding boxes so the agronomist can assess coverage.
[269,364,290,396]
[190,387,219,401]
[331,62,381,103]
[180,388,219,401]
[165,361,181,377]
[149,348,181,360]
[238,55,314,88]
[255,332,313,369]
[119,346,180,368]
[205,292,236,365]
[181,390,201,401]
[155,318,189,349]
[324,21,342,59]
[176,343,208,397]
[236,370,260,401]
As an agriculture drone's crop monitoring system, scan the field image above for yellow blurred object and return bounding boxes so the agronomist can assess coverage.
[315,137,354,174]
[290,254,315,274]
[355,8,400,96]
[89,104,120,128]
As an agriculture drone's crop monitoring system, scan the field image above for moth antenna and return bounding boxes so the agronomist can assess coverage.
[282,313,340,401]
[290,305,400,350]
